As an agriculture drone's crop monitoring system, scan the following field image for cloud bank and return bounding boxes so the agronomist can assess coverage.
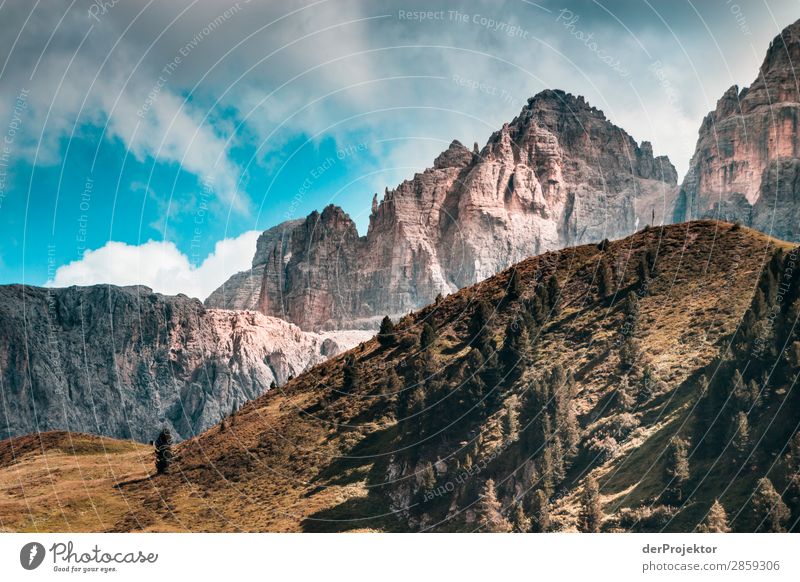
[48,230,261,300]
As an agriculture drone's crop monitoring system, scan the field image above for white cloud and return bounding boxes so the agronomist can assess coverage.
[0,1,249,214]
[48,230,261,300]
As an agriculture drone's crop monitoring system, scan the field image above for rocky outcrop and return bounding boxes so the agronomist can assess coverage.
[208,90,678,330]
[0,284,371,442]
[205,219,303,311]
[675,18,800,240]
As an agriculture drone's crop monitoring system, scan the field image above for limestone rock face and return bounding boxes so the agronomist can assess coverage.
[675,18,800,240]
[208,91,677,330]
[205,219,303,311]
[752,157,800,239]
[0,284,371,442]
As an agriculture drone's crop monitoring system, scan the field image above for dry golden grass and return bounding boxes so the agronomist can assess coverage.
[0,432,150,532]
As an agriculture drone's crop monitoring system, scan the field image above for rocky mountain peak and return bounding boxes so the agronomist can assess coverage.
[675,17,800,237]
[208,89,678,330]
[433,139,474,169]
[760,18,800,78]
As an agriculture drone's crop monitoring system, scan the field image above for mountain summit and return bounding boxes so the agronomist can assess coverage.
[675,18,800,240]
[207,90,678,330]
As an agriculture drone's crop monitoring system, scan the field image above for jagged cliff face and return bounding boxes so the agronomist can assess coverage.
[0,284,370,442]
[675,19,800,240]
[205,219,304,312]
[208,90,678,330]
[437,92,677,288]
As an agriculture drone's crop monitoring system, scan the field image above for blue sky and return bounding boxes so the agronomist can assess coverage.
[0,0,798,298]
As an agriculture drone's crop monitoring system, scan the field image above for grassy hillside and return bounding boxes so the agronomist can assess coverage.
[2,220,799,532]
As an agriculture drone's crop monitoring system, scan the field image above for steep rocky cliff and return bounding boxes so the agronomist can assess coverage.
[0,284,371,442]
[208,90,678,330]
[674,18,800,241]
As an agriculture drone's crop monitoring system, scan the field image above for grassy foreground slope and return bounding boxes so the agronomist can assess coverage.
[2,221,799,532]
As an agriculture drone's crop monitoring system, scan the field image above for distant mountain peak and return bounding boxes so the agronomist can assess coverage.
[208,89,678,330]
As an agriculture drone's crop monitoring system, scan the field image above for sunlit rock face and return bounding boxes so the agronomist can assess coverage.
[209,90,677,330]
[675,19,800,242]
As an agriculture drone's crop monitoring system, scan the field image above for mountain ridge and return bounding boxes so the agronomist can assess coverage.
[4,221,798,533]
[0,283,371,442]
[207,89,679,331]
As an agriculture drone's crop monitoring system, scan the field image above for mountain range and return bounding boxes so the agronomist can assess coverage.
[206,89,679,330]
[2,220,797,532]
[208,19,800,333]
[2,14,800,467]
[0,284,370,442]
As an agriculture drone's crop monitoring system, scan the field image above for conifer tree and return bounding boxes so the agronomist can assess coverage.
[465,348,487,415]
[471,299,493,353]
[506,268,524,302]
[420,322,436,350]
[382,369,403,419]
[396,384,412,420]
[551,367,579,454]
[624,291,640,329]
[535,280,550,313]
[547,275,562,315]
[550,437,566,482]
[752,477,790,532]
[529,294,545,325]
[475,479,513,532]
[619,335,641,371]
[509,502,530,533]
[597,259,614,299]
[503,399,519,441]
[520,309,537,340]
[664,437,690,503]
[154,428,174,475]
[530,489,551,532]
[646,247,658,276]
[578,475,603,533]
[481,350,503,409]
[637,254,650,288]
[377,315,397,346]
[730,411,751,462]
[522,381,544,450]
[538,443,556,497]
[383,368,402,396]
[500,319,529,381]
[697,499,730,533]
[616,374,636,412]
[342,355,361,394]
